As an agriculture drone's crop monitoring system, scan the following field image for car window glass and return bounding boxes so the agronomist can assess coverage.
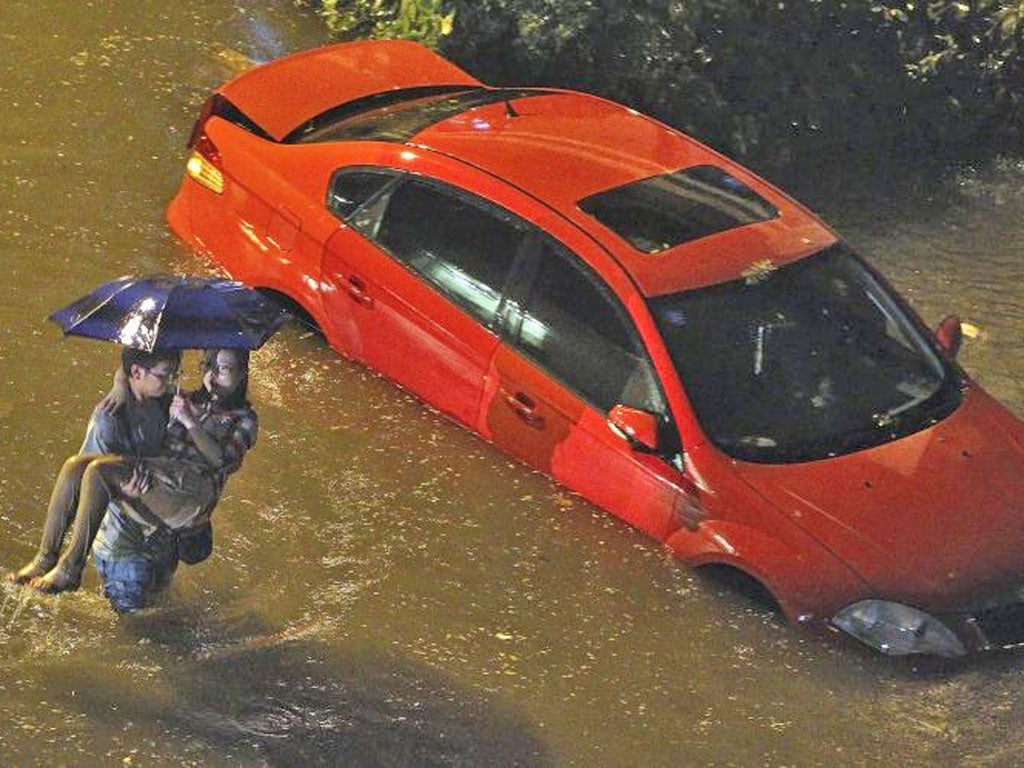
[511,240,665,415]
[374,179,524,327]
[648,243,959,462]
[328,170,397,220]
[294,88,553,144]
[349,185,399,240]
[579,165,779,253]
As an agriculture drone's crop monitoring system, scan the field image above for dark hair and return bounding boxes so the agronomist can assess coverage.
[193,348,250,409]
[121,347,182,376]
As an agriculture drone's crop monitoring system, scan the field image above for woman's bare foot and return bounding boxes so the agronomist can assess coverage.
[28,564,81,594]
[6,554,57,585]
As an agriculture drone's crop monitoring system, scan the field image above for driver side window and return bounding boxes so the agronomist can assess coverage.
[510,238,666,416]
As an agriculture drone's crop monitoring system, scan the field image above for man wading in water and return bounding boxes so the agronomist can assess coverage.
[10,347,259,612]
[8,348,181,606]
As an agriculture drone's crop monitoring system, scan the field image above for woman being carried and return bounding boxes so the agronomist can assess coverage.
[9,348,258,611]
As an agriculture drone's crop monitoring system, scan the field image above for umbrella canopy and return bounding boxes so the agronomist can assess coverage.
[48,274,291,351]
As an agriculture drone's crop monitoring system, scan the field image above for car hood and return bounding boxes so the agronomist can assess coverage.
[732,388,1024,612]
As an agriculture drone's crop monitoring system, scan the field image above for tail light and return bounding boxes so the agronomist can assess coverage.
[185,96,225,194]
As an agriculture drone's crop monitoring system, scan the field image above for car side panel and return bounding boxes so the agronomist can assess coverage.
[178,119,343,328]
[321,226,498,429]
[668,516,869,624]
[183,142,271,274]
[480,344,688,542]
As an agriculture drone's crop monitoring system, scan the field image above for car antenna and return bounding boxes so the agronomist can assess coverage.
[504,99,519,119]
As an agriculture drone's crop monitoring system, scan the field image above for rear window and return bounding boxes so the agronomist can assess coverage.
[578,165,779,253]
[290,87,551,145]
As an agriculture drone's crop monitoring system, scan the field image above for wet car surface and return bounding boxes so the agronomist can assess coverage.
[166,40,1024,657]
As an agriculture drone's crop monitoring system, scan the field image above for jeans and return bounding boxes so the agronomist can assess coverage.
[93,550,178,613]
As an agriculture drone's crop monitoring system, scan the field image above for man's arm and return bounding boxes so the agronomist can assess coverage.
[79,407,127,455]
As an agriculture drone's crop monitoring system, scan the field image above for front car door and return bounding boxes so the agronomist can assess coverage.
[481,233,697,542]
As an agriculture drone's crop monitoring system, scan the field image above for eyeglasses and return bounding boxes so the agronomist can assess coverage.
[146,367,180,384]
[202,360,241,376]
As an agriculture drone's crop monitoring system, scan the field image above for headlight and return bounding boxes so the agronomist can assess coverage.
[832,600,966,657]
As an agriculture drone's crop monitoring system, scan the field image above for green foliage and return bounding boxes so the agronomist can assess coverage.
[305,1,1023,173]
[880,1,1024,131]
[310,0,453,47]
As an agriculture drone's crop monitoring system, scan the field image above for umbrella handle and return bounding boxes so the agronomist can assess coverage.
[168,380,182,428]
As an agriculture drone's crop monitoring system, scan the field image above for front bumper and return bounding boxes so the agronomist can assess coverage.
[949,601,1024,653]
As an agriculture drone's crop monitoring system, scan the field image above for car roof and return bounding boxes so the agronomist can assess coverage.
[410,90,836,296]
[222,42,835,296]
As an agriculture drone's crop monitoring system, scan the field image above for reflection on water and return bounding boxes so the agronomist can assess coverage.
[43,610,552,767]
[2,1,1024,766]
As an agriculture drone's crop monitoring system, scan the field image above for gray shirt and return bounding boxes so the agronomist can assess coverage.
[84,394,176,562]
[79,394,169,457]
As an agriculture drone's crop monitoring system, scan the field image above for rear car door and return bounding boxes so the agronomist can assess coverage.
[481,235,696,541]
[321,170,527,428]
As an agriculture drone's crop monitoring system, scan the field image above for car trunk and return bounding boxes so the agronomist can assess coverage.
[218,39,481,141]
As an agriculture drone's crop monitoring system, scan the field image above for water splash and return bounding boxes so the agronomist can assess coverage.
[0,581,34,633]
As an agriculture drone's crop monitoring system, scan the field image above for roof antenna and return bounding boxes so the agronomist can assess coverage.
[504,99,519,119]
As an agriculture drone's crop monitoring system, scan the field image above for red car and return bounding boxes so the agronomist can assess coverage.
[168,40,1024,657]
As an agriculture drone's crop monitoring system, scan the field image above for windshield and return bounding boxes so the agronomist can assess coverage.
[649,244,963,463]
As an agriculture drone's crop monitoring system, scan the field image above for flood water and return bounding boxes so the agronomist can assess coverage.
[2,2,1023,765]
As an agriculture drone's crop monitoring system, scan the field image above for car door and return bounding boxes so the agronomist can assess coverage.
[480,234,696,542]
[321,170,527,428]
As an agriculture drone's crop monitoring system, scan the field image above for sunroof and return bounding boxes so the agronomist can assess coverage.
[578,165,779,253]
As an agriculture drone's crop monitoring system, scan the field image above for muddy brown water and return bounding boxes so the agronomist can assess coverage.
[1,2,1023,765]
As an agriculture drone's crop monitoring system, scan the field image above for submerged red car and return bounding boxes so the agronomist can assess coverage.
[168,40,1024,657]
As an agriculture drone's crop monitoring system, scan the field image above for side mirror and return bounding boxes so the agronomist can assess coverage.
[936,314,963,358]
[607,405,660,452]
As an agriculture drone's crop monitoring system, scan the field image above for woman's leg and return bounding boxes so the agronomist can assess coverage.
[8,454,96,584]
[30,456,127,593]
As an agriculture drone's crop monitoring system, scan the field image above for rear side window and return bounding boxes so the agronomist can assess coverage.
[328,169,398,220]
[373,179,525,327]
[509,240,665,415]
[578,165,779,253]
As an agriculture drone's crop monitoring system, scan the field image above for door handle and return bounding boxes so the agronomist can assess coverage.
[346,275,373,307]
[500,388,544,428]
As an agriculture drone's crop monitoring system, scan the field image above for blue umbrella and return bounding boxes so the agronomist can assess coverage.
[48,274,291,351]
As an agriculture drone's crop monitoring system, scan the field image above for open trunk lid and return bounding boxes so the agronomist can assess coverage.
[218,39,481,142]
